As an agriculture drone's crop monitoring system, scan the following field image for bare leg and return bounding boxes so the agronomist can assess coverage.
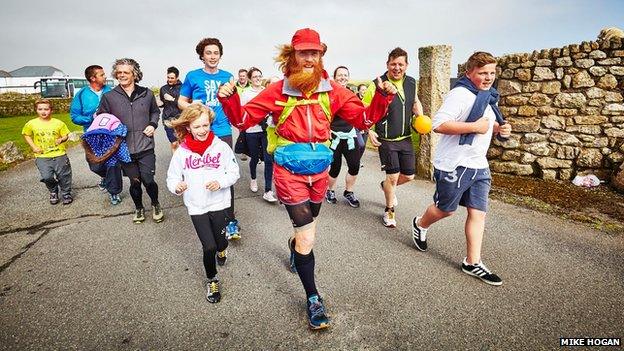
[419,204,453,228]
[465,207,486,264]
[294,225,316,254]
[327,176,337,192]
[344,174,357,192]
[383,173,399,208]
[396,173,414,186]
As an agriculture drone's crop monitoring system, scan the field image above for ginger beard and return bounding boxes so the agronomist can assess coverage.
[285,55,324,94]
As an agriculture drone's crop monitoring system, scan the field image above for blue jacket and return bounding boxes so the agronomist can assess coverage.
[70,86,112,131]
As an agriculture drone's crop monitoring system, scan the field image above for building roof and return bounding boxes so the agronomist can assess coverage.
[0,70,11,77]
[9,66,65,77]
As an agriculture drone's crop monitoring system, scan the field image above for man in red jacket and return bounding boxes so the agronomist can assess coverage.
[218,28,396,330]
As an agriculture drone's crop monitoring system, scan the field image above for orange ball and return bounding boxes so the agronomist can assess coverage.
[412,115,432,134]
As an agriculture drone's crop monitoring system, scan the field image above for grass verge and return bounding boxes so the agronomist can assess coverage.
[0,113,82,171]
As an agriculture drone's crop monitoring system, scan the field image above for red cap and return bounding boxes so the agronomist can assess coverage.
[291,28,323,51]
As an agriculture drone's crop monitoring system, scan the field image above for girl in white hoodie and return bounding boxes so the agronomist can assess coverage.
[166,104,240,303]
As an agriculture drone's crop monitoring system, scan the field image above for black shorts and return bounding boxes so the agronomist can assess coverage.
[378,138,415,175]
[163,122,177,143]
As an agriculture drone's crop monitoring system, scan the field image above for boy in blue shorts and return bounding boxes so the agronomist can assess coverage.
[410,52,512,286]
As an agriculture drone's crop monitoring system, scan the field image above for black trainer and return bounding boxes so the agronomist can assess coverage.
[62,194,73,205]
[133,208,145,224]
[49,192,59,205]
[325,190,337,204]
[216,250,227,266]
[411,216,428,251]
[343,191,360,208]
[206,278,221,303]
[461,258,503,286]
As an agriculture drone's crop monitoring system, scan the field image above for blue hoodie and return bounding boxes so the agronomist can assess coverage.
[70,85,112,131]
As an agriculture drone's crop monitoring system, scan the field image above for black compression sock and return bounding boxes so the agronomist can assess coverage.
[293,249,318,298]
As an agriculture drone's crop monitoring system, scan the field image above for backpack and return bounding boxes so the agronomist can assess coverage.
[266,92,331,154]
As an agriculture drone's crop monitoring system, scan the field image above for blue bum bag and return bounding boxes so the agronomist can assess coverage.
[273,142,333,175]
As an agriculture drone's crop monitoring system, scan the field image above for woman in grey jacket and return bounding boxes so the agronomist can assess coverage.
[98,58,164,224]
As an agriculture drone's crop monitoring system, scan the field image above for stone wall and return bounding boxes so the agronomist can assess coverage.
[483,37,624,181]
[0,94,71,117]
[417,45,452,179]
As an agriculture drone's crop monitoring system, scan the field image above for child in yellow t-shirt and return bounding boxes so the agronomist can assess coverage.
[22,99,73,205]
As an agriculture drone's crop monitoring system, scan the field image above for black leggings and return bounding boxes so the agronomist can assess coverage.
[284,201,322,228]
[122,150,159,209]
[190,210,229,279]
[328,137,362,178]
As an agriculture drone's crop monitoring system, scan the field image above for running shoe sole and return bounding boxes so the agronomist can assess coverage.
[309,321,330,330]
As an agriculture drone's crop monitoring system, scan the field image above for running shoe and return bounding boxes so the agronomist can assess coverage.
[217,250,227,266]
[206,278,221,303]
[288,237,297,273]
[325,190,337,204]
[62,194,73,205]
[49,192,59,205]
[383,209,396,228]
[263,190,278,203]
[307,294,330,330]
[250,179,258,193]
[226,220,240,240]
[461,258,503,286]
[110,193,122,205]
[152,203,164,223]
[411,216,428,251]
[343,191,360,208]
[98,178,106,191]
[133,208,145,224]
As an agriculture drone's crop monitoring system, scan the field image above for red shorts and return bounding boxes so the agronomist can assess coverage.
[273,163,328,205]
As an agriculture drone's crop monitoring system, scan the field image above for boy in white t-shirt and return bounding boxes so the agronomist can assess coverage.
[410,52,512,286]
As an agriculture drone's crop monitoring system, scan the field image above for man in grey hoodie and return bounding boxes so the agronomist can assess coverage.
[98,58,164,224]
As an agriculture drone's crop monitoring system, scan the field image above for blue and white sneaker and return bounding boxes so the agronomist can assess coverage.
[98,178,107,191]
[288,237,297,273]
[306,294,330,330]
[109,193,122,205]
[226,220,240,240]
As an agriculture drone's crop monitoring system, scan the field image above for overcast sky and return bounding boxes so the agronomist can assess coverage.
[1,0,621,88]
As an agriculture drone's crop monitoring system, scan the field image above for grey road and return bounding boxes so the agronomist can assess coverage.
[0,128,622,350]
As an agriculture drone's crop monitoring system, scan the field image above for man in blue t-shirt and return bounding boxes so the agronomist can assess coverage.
[178,37,241,240]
